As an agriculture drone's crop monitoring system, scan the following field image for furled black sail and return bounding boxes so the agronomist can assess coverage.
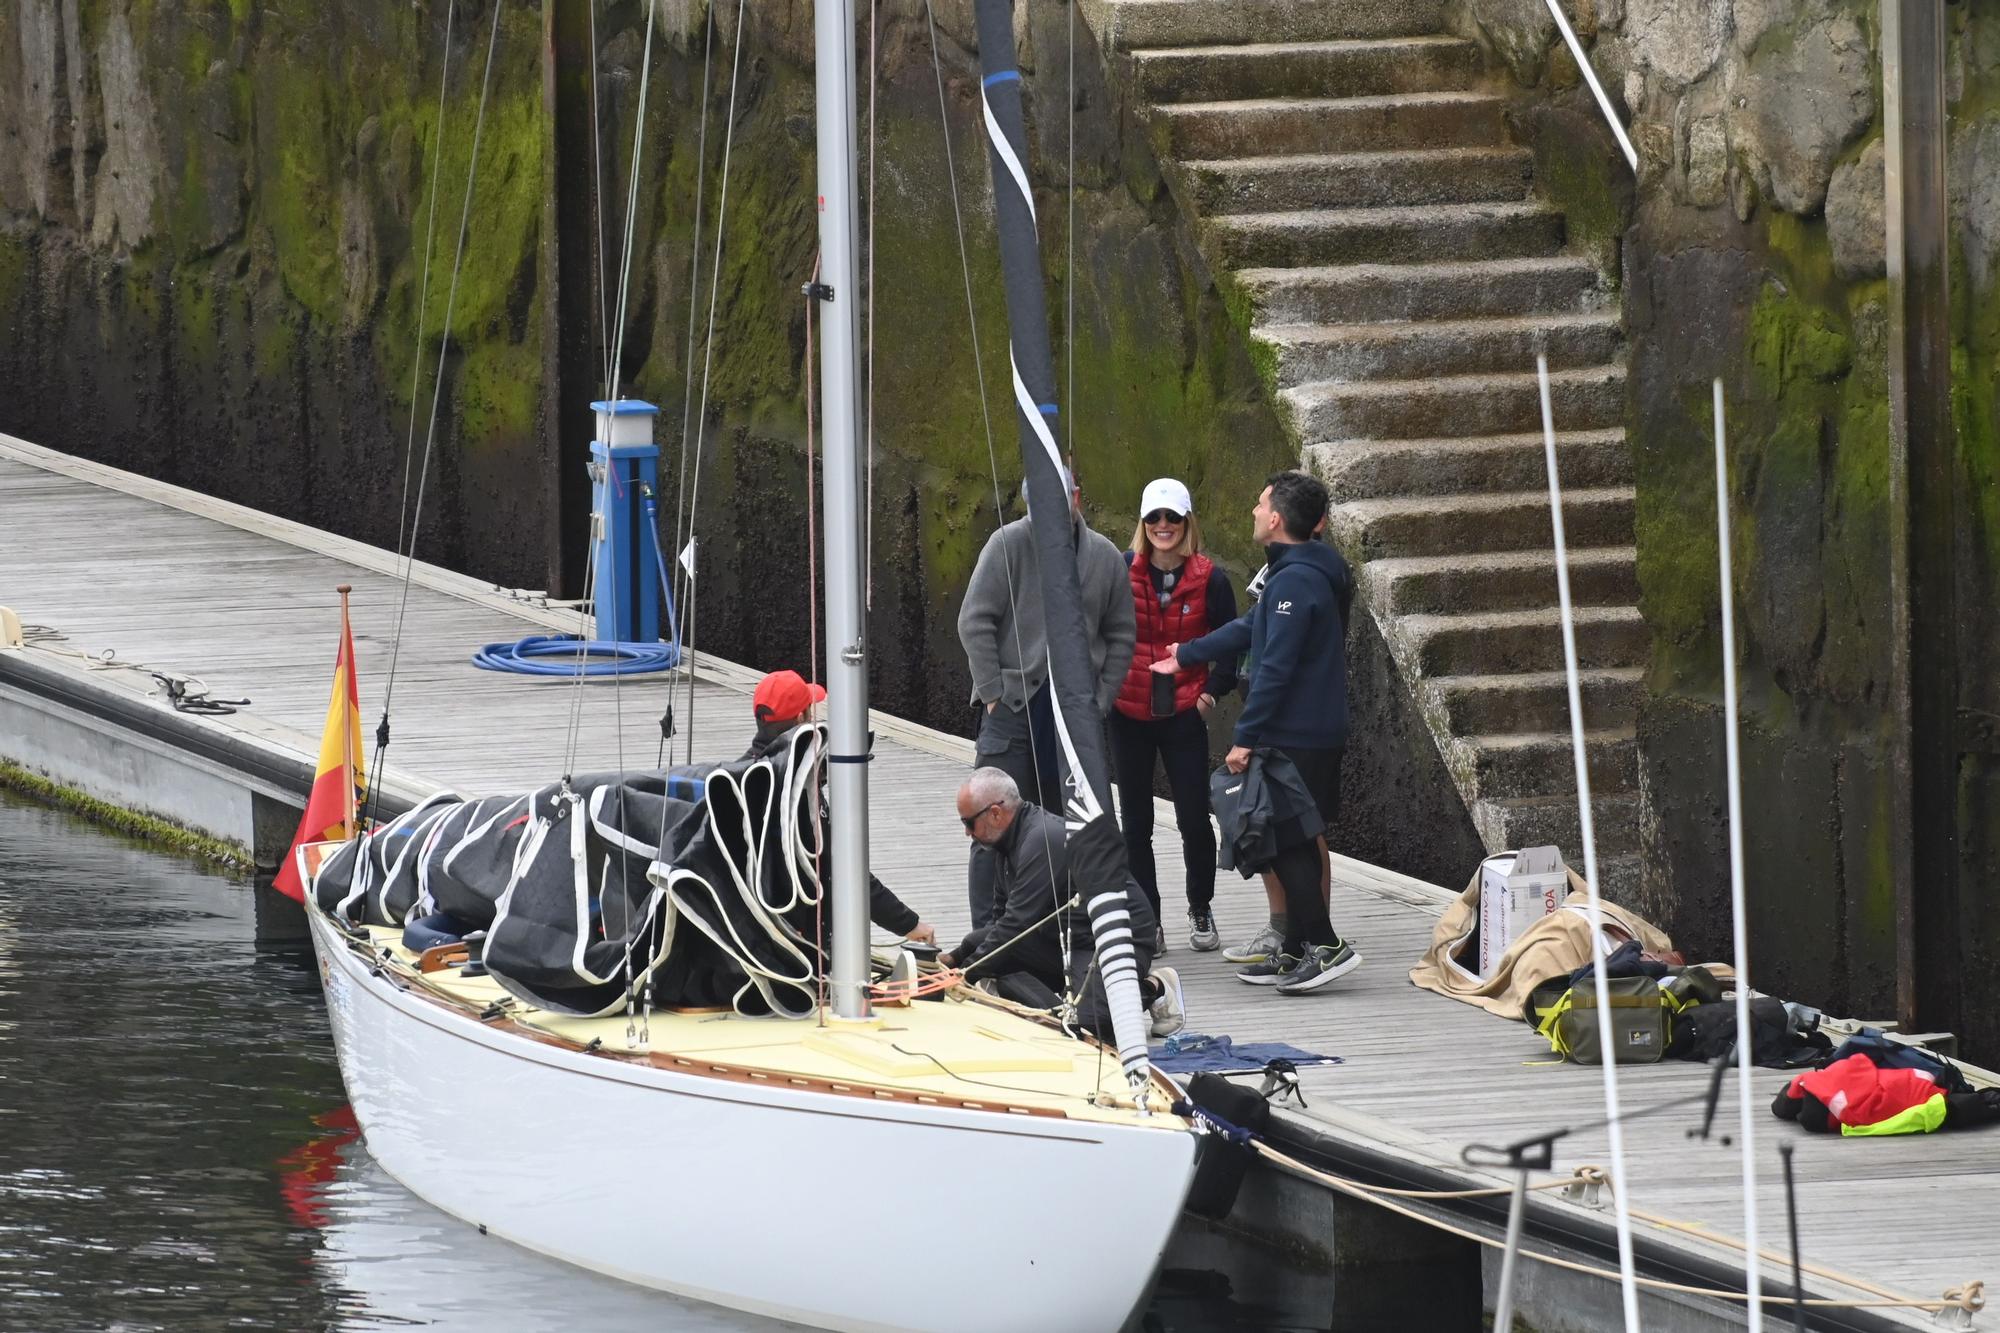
[972,0,1151,1090]
[311,726,830,1018]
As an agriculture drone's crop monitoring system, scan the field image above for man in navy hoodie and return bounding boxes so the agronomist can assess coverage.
[1152,471,1361,995]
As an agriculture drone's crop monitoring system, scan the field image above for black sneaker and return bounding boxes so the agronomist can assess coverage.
[1236,952,1301,986]
[1277,941,1363,995]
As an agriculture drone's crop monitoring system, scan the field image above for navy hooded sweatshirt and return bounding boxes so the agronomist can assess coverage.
[1176,539,1354,751]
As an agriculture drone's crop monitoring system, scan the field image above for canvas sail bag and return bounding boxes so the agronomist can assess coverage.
[1533,975,1670,1065]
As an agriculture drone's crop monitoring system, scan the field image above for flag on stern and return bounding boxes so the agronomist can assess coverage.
[273,596,366,902]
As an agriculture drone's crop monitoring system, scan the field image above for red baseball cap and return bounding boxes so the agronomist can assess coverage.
[752,670,827,724]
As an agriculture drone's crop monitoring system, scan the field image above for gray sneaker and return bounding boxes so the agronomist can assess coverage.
[1154,924,1168,956]
[1277,941,1363,995]
[1235,952,1301,986]
[1188,911,1220,952]
[1223,924,1284,965]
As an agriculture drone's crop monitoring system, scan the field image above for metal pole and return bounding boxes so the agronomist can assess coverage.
[1713,380,1764,1332]
[1779,1143,1807,1333]
[1491,1168,1531,1333]
[1882,0,1955,1038]
[813,0,872,1021]
[1538,353,1641,1331]
[1541,0,1638,172]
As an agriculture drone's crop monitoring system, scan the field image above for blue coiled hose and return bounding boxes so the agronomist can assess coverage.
[470,634,681,676]
[472,490,686,676]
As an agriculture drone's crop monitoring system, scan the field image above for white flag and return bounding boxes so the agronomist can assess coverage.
[679,538,697,579]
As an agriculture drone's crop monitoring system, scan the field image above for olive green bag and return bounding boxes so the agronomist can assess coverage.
[1532,975,1670,1065]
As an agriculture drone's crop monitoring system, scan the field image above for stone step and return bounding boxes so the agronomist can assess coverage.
[1260,312,1621,385]
[1364,546,1638,616]
[1235,256,1607,326]
[1202,202,1560,270]
[1281,364,1625,441]
[1401,605,1648,677]
[1132,36,1483,103]
[1162,92,1506,159]
[1309,429,1631,502]
[1333,486,1633,559]
[1096,0,1449,50]
[1427,667,1645,736]
[1594,852,1644,900]
[1453,728,1637,803]
[1185,147,1533,216]
[1472,792,1643,861]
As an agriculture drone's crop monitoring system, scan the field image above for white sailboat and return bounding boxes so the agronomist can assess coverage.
[297,0,1202,1328]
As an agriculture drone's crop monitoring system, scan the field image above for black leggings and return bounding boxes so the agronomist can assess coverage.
[1108,708,1216,915]
[1270,836,1338,954]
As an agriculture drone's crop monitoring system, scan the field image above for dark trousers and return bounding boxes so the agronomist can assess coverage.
[988,944,1158,1044]
[1272,744,1344,956]
[1108,708,1216,916]
[967,686,1061,928]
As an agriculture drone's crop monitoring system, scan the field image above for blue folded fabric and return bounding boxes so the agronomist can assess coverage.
[1151,1032,1342,1074]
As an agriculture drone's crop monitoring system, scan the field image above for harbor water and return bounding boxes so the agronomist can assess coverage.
[0,793,1347,1332]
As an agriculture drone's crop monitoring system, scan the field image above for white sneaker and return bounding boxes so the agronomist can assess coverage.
[1148,965,1186,1038]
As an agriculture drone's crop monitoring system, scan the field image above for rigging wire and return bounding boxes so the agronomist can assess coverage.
[390,0,457,573]
[563,0,661,781]
[369,0,503,826]
[669,0,719,766]
[588,0,614,394]
[677,0,753,770]
[920,0,1072,996]
[367,0,457,815]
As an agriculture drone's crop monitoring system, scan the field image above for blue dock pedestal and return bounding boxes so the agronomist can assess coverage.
[589,399,662,644]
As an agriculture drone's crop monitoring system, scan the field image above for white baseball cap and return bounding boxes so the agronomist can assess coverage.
[1140,477,1193,518]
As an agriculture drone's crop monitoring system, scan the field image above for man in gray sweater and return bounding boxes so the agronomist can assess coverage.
[957,472,1136,927]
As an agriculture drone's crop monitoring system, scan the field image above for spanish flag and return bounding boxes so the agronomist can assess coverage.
[273,595,366,903]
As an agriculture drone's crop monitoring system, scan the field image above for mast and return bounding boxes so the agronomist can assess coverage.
[972,0,1152,1092]
[812,0,872,1020]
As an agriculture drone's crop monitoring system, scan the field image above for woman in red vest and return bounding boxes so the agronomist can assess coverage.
[1111,478,1239,953]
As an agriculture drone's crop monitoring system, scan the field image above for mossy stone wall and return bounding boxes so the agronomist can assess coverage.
[0,0,1292,739]
[1450,0,2000,1057]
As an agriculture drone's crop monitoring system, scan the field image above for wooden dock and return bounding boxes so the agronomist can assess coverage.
[1,434,1991,1331]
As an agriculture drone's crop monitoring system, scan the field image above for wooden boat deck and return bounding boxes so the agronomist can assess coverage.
[2,436,1993,1328]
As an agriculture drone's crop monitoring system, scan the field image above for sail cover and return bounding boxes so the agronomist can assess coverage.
[310,725,829,1018]
[973,0,1153,1091]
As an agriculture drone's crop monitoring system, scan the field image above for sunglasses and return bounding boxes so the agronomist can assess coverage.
[960,801,1001,831]
[1143,510,1187,525]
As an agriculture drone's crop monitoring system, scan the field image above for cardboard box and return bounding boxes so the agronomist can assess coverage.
[1477,845,1567,978]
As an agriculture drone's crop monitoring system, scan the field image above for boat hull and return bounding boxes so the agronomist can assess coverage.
[308,911,1197,1333]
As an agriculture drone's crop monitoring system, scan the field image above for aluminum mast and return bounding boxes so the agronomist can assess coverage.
[812,0,872,1020]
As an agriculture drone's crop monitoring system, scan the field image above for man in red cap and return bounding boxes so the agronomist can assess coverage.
[742,670,937,950]
[741,669,827,762]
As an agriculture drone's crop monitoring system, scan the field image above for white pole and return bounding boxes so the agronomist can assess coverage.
[1539,353,1642,1331]
[814,0,872,1020]
[1715,377,1765,1330]
[1542,0,1640,172]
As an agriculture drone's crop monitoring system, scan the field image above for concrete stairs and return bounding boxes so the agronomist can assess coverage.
[1088,0,1640,887]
